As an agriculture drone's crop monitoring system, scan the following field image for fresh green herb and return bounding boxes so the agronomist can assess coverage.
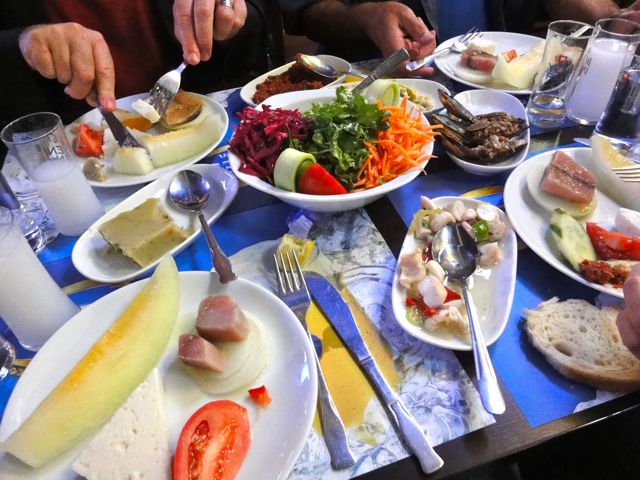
[421,218,430,229]
[473,220,490,242]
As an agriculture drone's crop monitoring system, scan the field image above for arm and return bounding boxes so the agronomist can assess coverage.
[616,265,640,358]
[543,0,620,24]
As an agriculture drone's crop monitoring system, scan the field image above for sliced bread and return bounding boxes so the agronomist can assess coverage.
[524,297,640,392]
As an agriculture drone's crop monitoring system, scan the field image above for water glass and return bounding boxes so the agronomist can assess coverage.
[0,206,80,351]
[0,170,46,252]
[526,20,593,129]
[565,17,640,125]
[0,335,15,382]
[1,112,104,236]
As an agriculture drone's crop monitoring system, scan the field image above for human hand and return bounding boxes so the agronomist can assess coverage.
[18,23,116,110]
[357,2,436,76]
[173,0,248,64]
[614,1,640,29]
[616,264,640,358]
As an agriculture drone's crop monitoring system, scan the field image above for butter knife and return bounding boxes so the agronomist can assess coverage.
[99,108,145,149]
[305,272,444,474]
[352,48,410,95]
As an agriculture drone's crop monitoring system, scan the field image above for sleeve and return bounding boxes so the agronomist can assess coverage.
[279,0,319,34]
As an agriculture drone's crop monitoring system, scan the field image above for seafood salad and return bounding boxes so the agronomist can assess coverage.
[428,89,528,164]
[398,196,507,337]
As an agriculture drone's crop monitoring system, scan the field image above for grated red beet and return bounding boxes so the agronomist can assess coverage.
[229,105,309,184]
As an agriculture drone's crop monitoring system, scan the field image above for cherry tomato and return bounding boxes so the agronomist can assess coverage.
[297,163,347,195]
[74,123,103,157]
[586,223,640,261]
[248,385,272,407]
[173,400,252,480]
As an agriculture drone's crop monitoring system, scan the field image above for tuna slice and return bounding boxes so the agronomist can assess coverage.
[178,334,226,372]
[539,151,596,204]
[196,295,250,342]
[461,49,497,73]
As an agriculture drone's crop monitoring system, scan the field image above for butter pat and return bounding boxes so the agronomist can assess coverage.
[72,369,171,480]
[99,198,187,267]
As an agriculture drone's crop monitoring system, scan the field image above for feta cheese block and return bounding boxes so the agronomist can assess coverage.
[98,198,187,267]
[72,369,170,480]
[131,98,161,124]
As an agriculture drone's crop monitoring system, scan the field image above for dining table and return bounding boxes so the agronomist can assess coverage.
[1,63,639,480]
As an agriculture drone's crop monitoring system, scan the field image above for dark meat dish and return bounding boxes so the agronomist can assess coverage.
[252,54,331,104]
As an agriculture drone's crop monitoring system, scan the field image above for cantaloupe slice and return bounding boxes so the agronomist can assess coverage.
[3,256,180,468]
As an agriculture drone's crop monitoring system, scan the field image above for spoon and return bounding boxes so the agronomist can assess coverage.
[168,170,236,283]
[297,53,350,79]
[432,223,506,415]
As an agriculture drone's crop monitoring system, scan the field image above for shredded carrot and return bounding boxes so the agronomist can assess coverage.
[352,97,441,191]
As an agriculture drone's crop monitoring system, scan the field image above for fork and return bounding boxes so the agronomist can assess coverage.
[274,251,356,470]
[612,164,640,182]
[143,62,187,118]
[406,27,482,71]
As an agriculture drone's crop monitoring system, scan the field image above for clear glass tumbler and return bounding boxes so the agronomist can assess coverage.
[526,20,593,129]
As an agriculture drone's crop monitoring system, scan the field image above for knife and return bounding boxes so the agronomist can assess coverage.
[352,48,410,95]
[305,272,444,474]
[99,108,146,149]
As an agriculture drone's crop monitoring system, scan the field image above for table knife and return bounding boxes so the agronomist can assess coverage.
[99,108,146,149]
[352,48,410,95]
[305,272,444,474]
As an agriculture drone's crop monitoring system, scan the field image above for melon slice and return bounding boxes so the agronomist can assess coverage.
[3,256,180,468]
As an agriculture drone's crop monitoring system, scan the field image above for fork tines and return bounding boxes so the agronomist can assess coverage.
[612,164,640,182]
[274,251,309,295]
[145,63,186,117]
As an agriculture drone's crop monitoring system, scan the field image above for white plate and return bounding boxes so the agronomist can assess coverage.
[391,196,517,350]
[434,31,541,94]
[68,93,229,188]
[0,273,317,480]
[445,89,530,175]
[229,89,433,212]
[239,55,351,107]
[504,147,625,298]
[71,164,238,283]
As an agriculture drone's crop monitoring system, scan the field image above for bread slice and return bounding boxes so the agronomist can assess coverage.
[525,297,640,392]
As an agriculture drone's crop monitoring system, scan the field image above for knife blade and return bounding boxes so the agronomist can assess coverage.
[352,48,410,94]
[99,108,146,149]
[305,272,444,474]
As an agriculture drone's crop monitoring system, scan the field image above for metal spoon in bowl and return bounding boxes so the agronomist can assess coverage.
[168,170,236,283]
[432,223,505,415]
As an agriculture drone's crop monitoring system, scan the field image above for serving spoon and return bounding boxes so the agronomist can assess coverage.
[432,223,505,415]
[168,170,236,283]
[297,54,349,79]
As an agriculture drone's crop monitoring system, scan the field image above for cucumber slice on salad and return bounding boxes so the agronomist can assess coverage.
[365,79,401,106]
[549,208,596,271]
[273,148,316,192]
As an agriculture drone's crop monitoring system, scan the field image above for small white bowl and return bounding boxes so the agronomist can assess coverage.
[239,55,351,107]
[228,89,433,212]
[444,89,530,176]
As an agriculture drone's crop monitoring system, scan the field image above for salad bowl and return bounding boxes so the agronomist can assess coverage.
[228,89,434,212]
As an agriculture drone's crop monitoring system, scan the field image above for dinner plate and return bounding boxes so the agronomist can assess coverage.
[67,93,229,188]
[434,31,541,94]
[71,163,238,283]
[0,273,317,480]
[239,54,351,107]
[504,147,625,299]
[391,196,517,350]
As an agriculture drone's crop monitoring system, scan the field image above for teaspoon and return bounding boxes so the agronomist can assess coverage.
[168,170,236,283]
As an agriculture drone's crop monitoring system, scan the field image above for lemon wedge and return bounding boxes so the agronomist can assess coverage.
[590,134,635,168]
[276,234,315,266]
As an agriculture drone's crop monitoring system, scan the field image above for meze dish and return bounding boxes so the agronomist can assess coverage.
[392,196,517,351]
[228,87,439,212]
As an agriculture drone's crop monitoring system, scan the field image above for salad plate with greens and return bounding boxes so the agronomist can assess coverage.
[227,86,439,212]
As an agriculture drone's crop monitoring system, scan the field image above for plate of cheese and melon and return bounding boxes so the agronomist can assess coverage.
[67,92,229,188]
[0,265,318,480]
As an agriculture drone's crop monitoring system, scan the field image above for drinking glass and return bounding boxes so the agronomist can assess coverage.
[526,20,593,129]
[0,170,46,252]
[1,112,104,236]
[565,17,640,125]
[0,206,80,351]
[0,334,16,382]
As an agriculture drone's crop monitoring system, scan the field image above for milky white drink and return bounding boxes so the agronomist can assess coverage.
[30,159,104,236]
[0,221,79,350]
[567,38,635,123]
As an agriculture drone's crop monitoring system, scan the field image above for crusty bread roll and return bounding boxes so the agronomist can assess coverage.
[525,297,640,392]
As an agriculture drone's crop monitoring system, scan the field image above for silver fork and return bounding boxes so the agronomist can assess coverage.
[143,62,187,118]
[612,164,640,182]
[406,27,482,71]
[274,251,355,470]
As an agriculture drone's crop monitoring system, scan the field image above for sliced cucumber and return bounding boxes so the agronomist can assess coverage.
[273,148,315,192]
[365,79,401,106]
[549,208,596,271]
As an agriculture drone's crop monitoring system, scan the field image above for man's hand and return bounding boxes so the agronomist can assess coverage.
[18,23,116,110]
[616,264,640,358]
[173,0,248,64]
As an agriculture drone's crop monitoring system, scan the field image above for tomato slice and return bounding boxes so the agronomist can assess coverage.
[297,163,348,195]
[173,400,252,480]
[74,123,104,157]
[248,385,272,407]
[585,222,640,261]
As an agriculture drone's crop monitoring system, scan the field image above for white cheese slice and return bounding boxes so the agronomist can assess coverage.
[72,369,170,480]
[131,99,161,124]
[615,208,640,237]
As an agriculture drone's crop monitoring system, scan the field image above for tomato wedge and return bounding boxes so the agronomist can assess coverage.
[248,385,272,407]
[585,222,640,261]
[297,163,348,195]
[74,123,104,157]
[173,400,252,480]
